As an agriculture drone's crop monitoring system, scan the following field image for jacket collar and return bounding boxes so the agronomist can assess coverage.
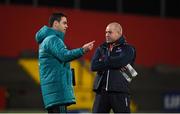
[50,27,65,41]
[101,35,126,48]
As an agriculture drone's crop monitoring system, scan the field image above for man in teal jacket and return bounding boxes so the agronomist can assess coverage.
[35,13,95,113]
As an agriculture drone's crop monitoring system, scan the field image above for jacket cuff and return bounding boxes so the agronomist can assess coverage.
[80,48,85,55]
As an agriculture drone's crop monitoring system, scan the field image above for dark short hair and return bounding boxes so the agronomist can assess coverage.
[49,13,67,27]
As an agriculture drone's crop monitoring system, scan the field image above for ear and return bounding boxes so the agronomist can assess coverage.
[117,30,122,36]
[53,20,59,27]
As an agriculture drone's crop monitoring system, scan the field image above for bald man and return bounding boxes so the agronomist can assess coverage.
[91,22,136,113]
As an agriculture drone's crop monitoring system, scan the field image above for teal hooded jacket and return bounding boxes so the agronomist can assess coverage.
[35,26,84,108]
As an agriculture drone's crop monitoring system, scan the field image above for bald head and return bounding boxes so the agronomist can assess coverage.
[105,22,123,43]
[107,22,122,34]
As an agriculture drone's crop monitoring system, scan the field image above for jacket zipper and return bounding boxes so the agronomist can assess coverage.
[105,48,110,91]
[104,43,121,91]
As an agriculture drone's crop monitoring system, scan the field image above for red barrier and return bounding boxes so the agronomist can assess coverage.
[0,5,180,67]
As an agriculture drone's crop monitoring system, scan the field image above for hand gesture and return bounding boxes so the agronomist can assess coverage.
[82,40,95,53]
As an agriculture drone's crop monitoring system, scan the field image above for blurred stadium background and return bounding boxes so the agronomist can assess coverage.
[0,0,180,113]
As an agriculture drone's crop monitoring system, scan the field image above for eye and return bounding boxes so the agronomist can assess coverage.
[106,31,112,34]
[106,31,110,33]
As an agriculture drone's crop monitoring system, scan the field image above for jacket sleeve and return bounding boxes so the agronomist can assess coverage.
[46,36,84,62]
[91,48,109,71]
[109,46,135,69]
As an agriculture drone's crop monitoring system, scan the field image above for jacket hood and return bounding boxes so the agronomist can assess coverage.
[35,25,65,44]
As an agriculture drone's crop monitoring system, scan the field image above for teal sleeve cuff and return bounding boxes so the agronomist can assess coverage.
[80,48,85,55]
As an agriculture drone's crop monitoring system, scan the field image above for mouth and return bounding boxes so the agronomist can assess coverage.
[106,37,112,43]
[106,37,111,40]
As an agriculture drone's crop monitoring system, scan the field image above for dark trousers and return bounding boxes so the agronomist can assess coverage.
[92,91,130,113]
[47,104,67,113]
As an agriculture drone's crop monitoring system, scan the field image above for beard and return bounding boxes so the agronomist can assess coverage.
[106,37,113,43]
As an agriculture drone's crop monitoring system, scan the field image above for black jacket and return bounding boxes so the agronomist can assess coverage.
[91,36,136,93]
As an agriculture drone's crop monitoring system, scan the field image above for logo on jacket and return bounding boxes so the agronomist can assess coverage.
[116,47,122,53]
